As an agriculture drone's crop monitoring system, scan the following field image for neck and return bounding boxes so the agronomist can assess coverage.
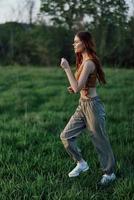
[82,51,92,61]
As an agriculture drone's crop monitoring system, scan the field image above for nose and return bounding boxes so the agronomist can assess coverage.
[73,44,76,49]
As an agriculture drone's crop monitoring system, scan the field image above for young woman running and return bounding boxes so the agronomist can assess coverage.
[60,31,116,186]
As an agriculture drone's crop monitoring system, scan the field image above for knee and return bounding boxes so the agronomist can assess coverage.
[60,131,65,141]
[60,131,69,148]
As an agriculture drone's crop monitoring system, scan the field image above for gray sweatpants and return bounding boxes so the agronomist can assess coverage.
[60,95,116,174]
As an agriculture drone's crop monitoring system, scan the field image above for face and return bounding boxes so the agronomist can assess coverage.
[72,35,85,53]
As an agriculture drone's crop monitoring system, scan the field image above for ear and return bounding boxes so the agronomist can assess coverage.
[83,44,86,50]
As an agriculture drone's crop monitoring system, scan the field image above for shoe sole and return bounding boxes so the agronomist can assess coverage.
[68,166,89,177]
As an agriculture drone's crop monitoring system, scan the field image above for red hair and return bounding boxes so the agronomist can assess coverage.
[75,31,106,85]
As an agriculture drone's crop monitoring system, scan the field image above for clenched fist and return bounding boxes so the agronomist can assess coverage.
[60,57,70,70]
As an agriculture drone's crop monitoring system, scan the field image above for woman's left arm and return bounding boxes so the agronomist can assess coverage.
[60,58,94,93]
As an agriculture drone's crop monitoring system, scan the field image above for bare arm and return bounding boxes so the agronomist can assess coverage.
[64,60,95,93]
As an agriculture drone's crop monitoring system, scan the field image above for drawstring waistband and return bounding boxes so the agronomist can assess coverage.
[79,95,100,103]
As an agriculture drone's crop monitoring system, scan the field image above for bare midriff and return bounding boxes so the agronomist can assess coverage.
[80,87,98,99]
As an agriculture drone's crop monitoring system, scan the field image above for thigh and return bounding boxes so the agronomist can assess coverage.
[86,98,106,135]
[60,104,86,140]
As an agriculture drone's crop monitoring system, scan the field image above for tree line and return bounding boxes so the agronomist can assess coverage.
[0,0,133,67]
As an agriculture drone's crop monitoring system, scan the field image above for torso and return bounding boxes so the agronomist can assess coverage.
[80,87,98,99]
[79,58,98,99]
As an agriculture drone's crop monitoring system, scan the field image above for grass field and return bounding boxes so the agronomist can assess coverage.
[0,66,134,200]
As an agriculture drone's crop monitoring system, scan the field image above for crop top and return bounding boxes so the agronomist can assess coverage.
[74,58,97,99]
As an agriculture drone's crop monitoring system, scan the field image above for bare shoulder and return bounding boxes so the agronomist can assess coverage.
[83,60,95,73]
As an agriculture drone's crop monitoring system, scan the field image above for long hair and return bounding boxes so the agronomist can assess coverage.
[75,31,106,85]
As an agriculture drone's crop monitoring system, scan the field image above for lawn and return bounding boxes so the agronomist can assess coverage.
[0,65,134,200]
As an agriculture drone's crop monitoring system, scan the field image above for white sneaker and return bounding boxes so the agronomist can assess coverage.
[99,173,116,186]
[68,161,89,177]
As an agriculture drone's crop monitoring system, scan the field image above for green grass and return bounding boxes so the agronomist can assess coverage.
[0,65,134,200]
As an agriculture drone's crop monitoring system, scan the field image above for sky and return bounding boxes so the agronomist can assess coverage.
[0,0,133,24]
[0,0,41,24]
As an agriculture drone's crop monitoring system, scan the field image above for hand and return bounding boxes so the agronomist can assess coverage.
[60,57,70,70]
[67,86,74,93]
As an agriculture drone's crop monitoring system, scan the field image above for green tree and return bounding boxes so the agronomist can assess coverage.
[40,0,96,30]
[90,0,129,64]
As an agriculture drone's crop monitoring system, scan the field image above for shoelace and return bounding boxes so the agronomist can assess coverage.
[72,163,85,172]
[101,174,113,183]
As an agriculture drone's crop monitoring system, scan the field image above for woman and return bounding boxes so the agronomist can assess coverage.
[59,31,116,186]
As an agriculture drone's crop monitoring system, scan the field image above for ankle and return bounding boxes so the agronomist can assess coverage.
[77,159,86,165]
[104,171,114,175]
[104,172,115,176]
